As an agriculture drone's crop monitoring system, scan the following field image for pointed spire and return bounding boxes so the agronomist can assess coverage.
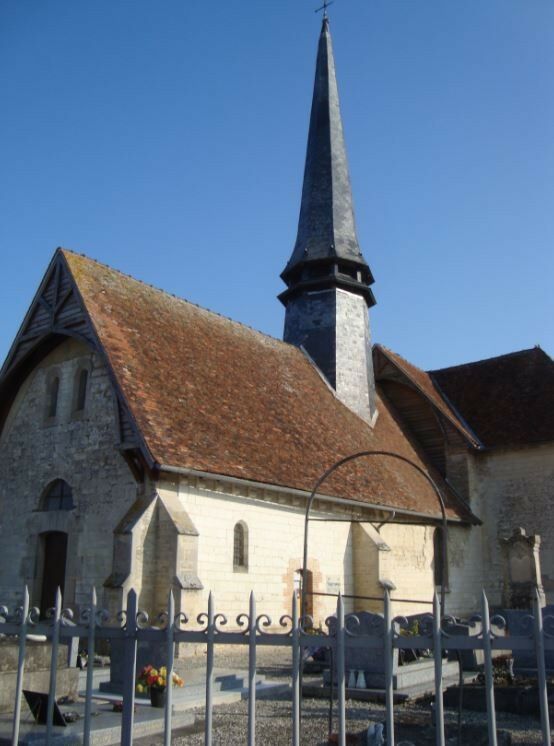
[280,17,375,307]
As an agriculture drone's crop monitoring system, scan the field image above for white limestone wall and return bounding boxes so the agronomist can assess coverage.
[158,476,448,625]
[445,521,486,616]
[168,477,356,628]
[0,339,139,610]
[379,524,437,616]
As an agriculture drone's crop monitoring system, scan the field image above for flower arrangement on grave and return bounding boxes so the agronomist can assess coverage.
[136,665,184,693]
[399,619,420,637]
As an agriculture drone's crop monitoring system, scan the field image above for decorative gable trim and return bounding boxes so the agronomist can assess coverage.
[0,249,155,475]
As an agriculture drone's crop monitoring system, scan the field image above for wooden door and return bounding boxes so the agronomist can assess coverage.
[40,532,68,616]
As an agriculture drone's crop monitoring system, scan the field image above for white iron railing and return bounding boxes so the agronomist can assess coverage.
[1,587,552,746]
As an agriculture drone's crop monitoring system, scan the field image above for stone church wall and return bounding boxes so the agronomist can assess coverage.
[441,442,554,615]
[0,336,461,624]
[469,443,554,607]
[379,523,436,615]
[147,477,441,627]
[172,477,357,628]
[443,521,485,616]
[0,338,139,611]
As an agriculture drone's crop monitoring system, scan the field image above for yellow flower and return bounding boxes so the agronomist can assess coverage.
[160,666,167,676]
[136,684,145,694]
[157,676,164,687]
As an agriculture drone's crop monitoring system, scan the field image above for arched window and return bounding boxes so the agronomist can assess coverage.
[433,527,448,587]
[41,480,74,511]
[233,521,248,571]
[47,377,60,418]
[75,369,88,412]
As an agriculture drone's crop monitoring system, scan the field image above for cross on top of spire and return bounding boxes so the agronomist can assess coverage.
[315,0,334,20]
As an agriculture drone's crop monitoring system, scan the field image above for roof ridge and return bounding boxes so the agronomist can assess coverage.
[58,247,292,351]
[429,346,544,374]
[376,343,426,373]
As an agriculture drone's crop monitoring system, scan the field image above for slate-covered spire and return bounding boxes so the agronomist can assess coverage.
[280,17,377,424]
[279,17,375,307]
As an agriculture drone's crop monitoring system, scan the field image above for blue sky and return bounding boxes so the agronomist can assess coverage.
[1,0,553,370]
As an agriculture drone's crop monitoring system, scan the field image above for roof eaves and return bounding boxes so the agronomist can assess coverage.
[429,373,485,451]
[375,345,482,449]
[157,462,472,524]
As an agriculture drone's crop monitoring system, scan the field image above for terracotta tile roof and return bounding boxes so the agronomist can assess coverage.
[430,348,554,448]
[375,345,481,447]
[62,249,473,522]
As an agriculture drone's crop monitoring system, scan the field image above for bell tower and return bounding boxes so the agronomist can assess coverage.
[279,17,377,423]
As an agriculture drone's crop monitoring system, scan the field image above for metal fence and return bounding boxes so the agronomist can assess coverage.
[1,586,552,746]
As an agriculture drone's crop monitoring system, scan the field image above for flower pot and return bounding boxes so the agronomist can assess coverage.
[150,686,166,708]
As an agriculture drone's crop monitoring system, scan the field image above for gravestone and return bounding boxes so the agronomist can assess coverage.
[100,638,166,694]
[346,611,398,688]
[0,638,79,713]
[445,619,484,670]
[325,611,398,689]
[501,606,554,674]
[502,528,545,609]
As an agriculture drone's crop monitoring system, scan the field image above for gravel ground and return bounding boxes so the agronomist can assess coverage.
[136,693,549,745]
[136,647,550,745]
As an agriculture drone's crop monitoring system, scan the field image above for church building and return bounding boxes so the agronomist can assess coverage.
[0,18,553,627]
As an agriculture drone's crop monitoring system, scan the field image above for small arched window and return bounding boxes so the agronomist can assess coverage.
[233,521,248,571]
[42,480,74,511]
[47,377,60,418]
[75,369,88,412]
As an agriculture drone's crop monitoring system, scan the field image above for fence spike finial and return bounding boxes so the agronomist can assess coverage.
[55,586,62,612]
[481,588,489,613]
[126,587,138,617]
[91,586,97,606]
[432,589,440,620]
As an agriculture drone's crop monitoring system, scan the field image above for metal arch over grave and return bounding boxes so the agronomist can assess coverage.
[300,449,450,622]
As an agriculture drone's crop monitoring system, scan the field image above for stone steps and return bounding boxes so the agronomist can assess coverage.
[90,668,288,712]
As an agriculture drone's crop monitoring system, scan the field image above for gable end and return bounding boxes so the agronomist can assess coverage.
[0,250,154,475]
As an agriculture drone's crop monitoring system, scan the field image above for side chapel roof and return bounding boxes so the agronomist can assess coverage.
[430,348,554,448]
[375,344,554,450]
[27,249,473,523]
